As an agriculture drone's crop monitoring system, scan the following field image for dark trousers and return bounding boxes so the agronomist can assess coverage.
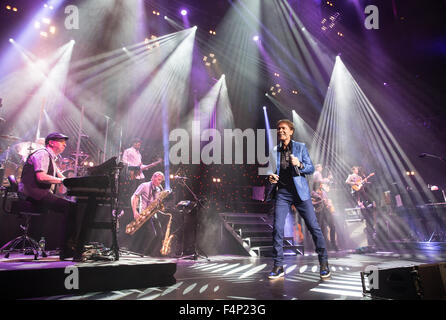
[316,208,337,249]
[273,187,328,266]
[362,208,376,246]
[26,192,77,252]
[131,213,164,256]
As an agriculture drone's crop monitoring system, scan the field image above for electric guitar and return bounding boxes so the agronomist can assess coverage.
[128,157,162,180]
[351,172,375,192]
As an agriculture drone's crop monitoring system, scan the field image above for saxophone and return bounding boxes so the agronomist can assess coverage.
[125,190,171,235]
[160,213,174,256]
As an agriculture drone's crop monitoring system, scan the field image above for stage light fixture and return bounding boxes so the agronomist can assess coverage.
[292,90,298,95]
[49,26,56,34]
[253,35,259,42]
[209,30,216,35]
[274,72,280,77]
[9,38,14,43]
[6,5,11,10]
[180,9,188,16]
[203,53,217,66]
[152,10,160,15]
[40,31,48,38]
[145,35,160,50]
[270,84,282,96]
[42,18,51,24]
[321,12,340,32]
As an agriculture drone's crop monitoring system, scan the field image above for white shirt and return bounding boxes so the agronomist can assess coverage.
[122,147,144,179]
[133,181,163,212]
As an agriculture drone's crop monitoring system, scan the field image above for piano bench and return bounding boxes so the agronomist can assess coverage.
[0,199,47,260]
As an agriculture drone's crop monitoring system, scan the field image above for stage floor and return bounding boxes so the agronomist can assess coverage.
[2,246,445,300]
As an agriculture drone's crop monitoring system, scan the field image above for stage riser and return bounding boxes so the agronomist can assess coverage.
[0,262,176,299]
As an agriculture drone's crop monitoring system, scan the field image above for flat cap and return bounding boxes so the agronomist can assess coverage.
[45,132,69,145]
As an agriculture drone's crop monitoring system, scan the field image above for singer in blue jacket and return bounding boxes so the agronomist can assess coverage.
[267,119,330,280]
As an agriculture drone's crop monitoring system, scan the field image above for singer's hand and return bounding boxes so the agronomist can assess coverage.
[290,155,301,168]
[269,174,279,184]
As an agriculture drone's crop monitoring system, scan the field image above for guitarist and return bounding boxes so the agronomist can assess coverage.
[345,166,377,247]
[345,166,373,208]
[122,138,162,182]
[312,163,333,192]
[311,182,339,251]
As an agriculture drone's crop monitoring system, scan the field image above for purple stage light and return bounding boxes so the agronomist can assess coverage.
[181,9,188,16]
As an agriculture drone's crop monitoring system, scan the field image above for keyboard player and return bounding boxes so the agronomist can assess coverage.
[18,132,78,261]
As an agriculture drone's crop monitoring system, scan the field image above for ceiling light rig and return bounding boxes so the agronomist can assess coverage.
[144,35,160,50]
[321,12,340,32]
[269,84,282,96]
[34,17,57,39]
[203,53,217,67]
[5,4,19,12]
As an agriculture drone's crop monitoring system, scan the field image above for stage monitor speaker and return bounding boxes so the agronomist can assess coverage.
[344,208,367,249]
[361,262,446,300]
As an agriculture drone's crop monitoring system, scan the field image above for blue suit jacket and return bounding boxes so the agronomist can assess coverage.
[273,140,315,201]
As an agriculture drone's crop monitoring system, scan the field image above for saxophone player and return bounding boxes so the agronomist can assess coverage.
[130,171,165,255]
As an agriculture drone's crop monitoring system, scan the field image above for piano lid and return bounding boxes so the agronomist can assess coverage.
[87,156,122,176]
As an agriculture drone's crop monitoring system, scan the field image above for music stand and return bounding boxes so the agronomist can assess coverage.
[176,178,210,261]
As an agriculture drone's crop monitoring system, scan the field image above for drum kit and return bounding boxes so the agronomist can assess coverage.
[0,134,92,186]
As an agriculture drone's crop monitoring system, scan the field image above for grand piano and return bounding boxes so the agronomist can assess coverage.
[63,157,122,261]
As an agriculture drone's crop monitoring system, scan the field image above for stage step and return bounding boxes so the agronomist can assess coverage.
[219,212,304,257]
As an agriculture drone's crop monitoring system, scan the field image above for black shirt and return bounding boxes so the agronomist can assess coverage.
[278,141,295,190]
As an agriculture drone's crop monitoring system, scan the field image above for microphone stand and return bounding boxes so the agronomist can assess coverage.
[177,178,210,261]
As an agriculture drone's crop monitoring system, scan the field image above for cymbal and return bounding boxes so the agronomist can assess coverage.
[15,141,44,158]
[71,151,89,157]
[0,134,21,141]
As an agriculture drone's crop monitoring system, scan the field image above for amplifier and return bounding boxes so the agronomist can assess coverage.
[345,207,363,221]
